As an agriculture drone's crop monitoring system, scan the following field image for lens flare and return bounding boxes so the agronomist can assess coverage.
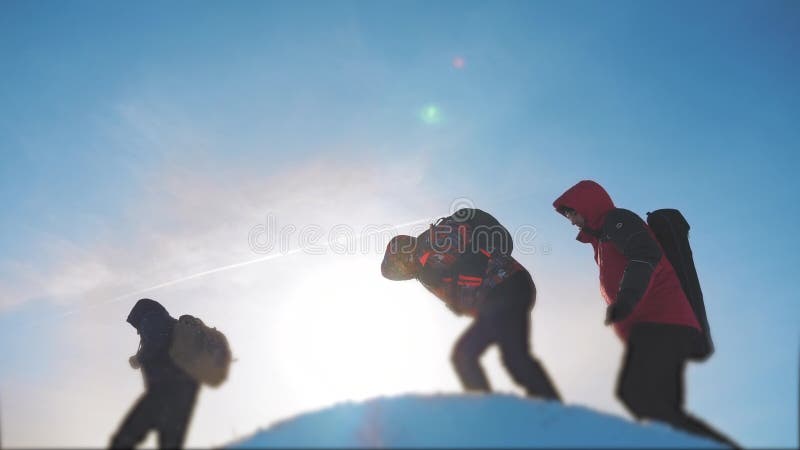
[420,105,442,125]
[452,56,465,69]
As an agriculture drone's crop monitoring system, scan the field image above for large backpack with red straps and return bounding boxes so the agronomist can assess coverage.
[646,209,714,360]
[415,209,519,315]
[421,208,513,257]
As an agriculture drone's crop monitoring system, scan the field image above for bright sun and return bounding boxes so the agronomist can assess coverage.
[267,255,458,405]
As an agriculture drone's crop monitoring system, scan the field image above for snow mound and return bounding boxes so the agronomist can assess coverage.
[228,393,725,448]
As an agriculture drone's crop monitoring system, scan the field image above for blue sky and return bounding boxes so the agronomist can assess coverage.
[1,1,798,447]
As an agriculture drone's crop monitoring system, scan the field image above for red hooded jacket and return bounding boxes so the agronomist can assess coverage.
[553,181,700,341]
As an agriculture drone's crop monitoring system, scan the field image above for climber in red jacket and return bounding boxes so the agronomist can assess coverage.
[553,180,737,447]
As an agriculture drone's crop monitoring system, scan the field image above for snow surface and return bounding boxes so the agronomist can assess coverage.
[228,393,726,448]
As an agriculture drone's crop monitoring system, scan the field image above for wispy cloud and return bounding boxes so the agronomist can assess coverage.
[1,98,634,448]
[0,98,457,447]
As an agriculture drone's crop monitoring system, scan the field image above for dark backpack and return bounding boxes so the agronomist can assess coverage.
[169,315,232,387]
[646,209,714,360]
[427,208,514,257]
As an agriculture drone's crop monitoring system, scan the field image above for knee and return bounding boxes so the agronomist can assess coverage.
[451,344,479,371]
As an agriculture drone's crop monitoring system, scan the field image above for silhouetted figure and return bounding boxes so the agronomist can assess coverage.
[553,180,737,447]
[382,208,561,401]
[110,299,199,449]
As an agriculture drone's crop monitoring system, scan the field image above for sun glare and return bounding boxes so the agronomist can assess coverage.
[266,255,454,406]
[420,105,442,125]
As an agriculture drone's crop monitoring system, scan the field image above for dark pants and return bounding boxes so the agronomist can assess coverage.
[110,382,199,449]
[617,323,738,447]
[451,272,561,401]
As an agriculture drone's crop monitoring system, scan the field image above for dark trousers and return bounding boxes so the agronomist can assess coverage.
[617,323,738,447]
[451,273,561,401]
[110,382,199,449]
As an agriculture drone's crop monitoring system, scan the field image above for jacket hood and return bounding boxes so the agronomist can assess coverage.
[127,298,169,329]
[553,180,615,231]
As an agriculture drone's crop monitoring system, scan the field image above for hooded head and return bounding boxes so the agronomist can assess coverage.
[381,235,418,281]
[553,180,615,231]
[127,298,169,330]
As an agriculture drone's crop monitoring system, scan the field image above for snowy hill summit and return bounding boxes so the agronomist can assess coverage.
[228,393,726,448]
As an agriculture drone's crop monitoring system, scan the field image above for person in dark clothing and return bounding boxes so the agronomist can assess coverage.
[451,270,560,398]
[382,208,561,401]
[110,299,199,449]
[553,180,737,447]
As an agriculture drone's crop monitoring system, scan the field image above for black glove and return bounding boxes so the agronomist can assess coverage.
[129,354,141,369]
[604,291,637,325]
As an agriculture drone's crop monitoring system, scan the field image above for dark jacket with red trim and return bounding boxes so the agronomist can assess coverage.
[553,181,700,341]
[382,209,526,316]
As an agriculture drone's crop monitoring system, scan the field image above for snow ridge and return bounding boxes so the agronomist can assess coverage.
[228,393,725,448]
